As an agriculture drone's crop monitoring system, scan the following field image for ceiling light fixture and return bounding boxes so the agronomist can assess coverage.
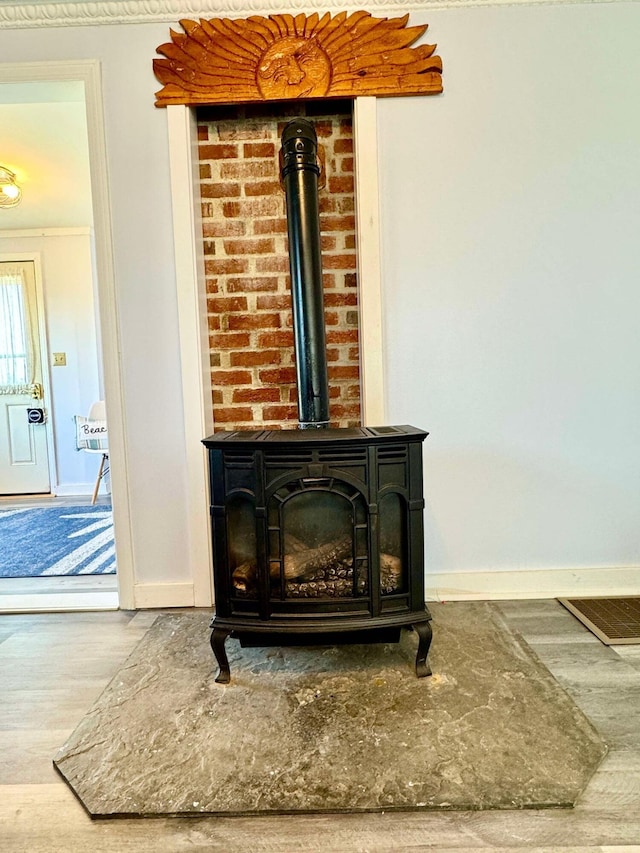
[0,166,22,208]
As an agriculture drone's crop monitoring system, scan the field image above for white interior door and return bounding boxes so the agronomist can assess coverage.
[0,260,50,494]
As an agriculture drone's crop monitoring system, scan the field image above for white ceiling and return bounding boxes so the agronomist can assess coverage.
[0,80,93,230]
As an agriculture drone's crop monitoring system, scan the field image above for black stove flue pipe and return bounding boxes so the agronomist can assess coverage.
[280,119,330,429]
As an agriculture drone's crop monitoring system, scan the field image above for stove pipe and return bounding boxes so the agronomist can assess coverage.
[280,118,330,429]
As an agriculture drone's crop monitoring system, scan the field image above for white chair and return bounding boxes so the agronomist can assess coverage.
[74,400,109,505]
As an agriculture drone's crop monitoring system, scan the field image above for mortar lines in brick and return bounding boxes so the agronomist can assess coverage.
[198,108,361,431]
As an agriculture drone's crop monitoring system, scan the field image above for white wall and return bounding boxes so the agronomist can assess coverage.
[2,2,638,604]
[378,3,640,594]
[0,99,93,228]
[42,231,101,492]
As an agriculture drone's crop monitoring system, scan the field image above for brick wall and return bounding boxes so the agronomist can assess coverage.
[197,102,361,431]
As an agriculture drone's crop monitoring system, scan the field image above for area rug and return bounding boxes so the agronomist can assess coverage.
[54,602,606,817]
[0,505,115,578]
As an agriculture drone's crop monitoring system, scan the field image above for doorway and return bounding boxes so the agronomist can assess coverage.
[0,64,130,612]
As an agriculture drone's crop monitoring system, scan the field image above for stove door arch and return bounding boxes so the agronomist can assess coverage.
[266,476,370,610]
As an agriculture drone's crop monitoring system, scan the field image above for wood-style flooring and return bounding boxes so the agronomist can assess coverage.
[1,599,639,852]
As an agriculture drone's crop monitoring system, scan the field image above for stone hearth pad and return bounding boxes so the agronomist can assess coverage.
[54,603,606,817]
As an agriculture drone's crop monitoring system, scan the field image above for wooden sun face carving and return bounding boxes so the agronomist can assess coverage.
[153,11,442,107]
[257,37,331,100]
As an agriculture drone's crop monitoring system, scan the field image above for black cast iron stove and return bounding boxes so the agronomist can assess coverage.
[203,119,432,682]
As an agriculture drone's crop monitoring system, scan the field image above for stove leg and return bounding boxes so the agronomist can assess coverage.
[210,628,232,684]
[414,621,433,678]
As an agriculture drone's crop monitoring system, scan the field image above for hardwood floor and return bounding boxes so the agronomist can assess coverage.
[1,600,639,852]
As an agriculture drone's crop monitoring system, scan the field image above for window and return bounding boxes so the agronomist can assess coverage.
[0,263,35,392]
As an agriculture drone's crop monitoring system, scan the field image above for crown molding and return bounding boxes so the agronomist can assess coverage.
[0,0,628,31]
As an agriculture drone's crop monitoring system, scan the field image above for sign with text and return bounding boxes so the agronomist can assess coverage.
[74,416,108,451]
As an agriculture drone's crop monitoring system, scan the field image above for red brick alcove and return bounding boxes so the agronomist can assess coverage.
[196,100,361,432]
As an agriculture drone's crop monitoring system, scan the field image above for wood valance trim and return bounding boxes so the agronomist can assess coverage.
[153,11,442,107]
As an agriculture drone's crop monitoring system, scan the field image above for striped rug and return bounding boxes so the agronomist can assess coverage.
[0,505,115,578]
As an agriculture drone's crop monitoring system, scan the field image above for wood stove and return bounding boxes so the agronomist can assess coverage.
[203,425,431,682]
[203,118,432,682]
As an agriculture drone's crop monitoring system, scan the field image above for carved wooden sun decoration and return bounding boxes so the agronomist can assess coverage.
[153,10,442,106]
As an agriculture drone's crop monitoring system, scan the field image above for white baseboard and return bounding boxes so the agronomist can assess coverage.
[2,568,636,614]
[53,483,94,497]
[133,582,196,609]
[121,567,640,610]
[426,566,640,602]
[131,568,640,611]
